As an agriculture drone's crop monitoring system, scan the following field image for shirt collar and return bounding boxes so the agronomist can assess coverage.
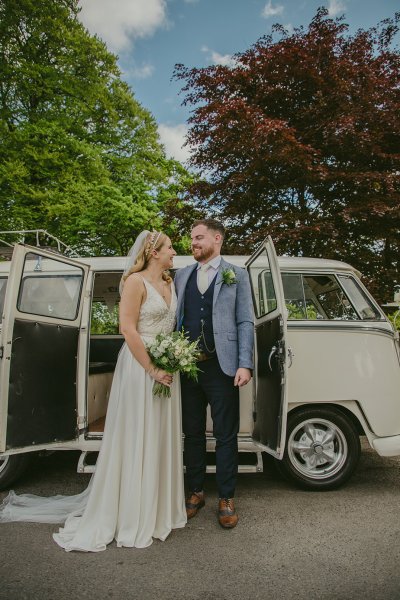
[197,255,222,270]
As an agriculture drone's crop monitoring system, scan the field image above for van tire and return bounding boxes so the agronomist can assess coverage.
[275,407,361,490]
[0,454,32,491]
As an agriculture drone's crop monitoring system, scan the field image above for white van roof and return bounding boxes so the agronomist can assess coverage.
[0,253,361,277]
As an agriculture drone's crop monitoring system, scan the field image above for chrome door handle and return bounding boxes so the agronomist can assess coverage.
[268,345,277,371]
[288,346,294,368]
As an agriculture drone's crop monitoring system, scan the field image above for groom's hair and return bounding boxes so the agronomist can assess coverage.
[192,219,225,240]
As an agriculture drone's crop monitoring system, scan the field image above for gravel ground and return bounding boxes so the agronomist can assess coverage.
[1,440,400,600]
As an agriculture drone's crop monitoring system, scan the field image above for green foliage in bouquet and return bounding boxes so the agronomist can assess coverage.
[146,330,201,398]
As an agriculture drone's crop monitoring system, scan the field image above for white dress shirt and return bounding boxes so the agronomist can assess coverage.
[196,255,221,291]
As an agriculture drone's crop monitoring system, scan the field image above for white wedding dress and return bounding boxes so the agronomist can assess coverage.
[0,278,187,551]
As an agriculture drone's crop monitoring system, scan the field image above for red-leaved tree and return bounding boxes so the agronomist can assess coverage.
[174,8,400,301]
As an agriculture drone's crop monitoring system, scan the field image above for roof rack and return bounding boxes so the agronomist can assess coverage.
[0,230,79,260]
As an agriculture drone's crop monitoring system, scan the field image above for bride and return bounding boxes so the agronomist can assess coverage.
[0,230,187,551]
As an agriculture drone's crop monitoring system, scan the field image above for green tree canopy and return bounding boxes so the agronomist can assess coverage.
[174,9,400,301]
[0,0,194,255]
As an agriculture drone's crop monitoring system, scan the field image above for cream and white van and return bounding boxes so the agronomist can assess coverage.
[0,238,399,491]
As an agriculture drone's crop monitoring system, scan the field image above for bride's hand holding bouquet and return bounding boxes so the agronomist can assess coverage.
[146,330,201,398]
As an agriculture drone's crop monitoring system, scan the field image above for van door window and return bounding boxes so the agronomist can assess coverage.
[17,253,83,320]
[248,248,277,318]
[0,277,7,315]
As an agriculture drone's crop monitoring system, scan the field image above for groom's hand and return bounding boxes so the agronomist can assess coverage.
[234,368,252,387]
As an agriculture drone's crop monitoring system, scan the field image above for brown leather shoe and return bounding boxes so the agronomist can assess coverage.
[218,498,239,529]
[185,491,205,519]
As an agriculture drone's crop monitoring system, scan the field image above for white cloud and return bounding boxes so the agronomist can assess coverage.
[78,0,167,52]
[158,123,190,163]
[131,63,154,79]
[282,23,294,35]
[261,1,284,19]
[210,51,235,68]
[201,46,236,68]
[327,0,346,17]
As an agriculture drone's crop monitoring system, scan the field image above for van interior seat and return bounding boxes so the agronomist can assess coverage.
[88,371,113,429]
[87,336,253,435]
[87,336,124,432]
[88,376,253,434]
[89,382,253,435]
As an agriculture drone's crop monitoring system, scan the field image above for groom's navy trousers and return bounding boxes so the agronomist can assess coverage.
[180,358,240,499]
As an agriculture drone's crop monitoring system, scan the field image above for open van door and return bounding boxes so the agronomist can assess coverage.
[0,245,89,452]
[246,236,290,459]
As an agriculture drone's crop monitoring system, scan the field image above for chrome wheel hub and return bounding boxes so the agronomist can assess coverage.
[288,418,347,480]
[313,443,324,455]
[0,455,9,474]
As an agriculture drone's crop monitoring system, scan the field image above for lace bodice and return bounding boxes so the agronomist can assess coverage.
[137,278,177,342]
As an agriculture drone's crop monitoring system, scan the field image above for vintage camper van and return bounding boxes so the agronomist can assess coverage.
[0,239,399,491]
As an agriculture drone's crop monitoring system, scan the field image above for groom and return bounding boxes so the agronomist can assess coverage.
[175,219,254,528]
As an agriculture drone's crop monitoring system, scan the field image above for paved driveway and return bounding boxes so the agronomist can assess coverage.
[1,441,400,600]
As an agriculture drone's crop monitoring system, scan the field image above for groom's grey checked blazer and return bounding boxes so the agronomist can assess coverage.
[175,257,254,377]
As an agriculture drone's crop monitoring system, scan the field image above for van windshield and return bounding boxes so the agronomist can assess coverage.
[337,275,382,320]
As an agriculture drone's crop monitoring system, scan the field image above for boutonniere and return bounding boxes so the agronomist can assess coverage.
[221,268,237,285]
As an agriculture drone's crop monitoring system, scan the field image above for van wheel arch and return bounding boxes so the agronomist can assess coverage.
[288,402,365,436]
[276,404,361,490]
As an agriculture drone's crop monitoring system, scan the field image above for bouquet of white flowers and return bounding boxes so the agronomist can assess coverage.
[146,330,201,398]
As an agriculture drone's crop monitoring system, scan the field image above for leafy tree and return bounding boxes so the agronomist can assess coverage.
[388,312,400,331]
[174,9,400,301]
[0,0,194,255]
[285,302,318,320]
[91,302,119,335]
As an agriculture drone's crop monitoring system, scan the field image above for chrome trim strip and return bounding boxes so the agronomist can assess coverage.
[287,322,394,338]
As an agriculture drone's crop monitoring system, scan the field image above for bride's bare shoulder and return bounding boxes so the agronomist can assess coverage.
[126,272,144,283]
[122,273,146,298]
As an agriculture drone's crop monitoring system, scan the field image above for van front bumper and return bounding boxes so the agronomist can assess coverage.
[372,435,400,457]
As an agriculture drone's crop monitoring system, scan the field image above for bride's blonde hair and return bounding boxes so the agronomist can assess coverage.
[122,231,172,287]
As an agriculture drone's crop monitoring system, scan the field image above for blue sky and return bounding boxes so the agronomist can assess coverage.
[78,0,399,162]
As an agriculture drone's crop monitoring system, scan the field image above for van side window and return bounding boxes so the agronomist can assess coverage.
[304,275,358,320]
[282,274,309,319]
[17,254,83,320]
[282,273,359,320]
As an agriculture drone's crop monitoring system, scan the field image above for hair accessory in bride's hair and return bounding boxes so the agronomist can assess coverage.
[145,231,162,258]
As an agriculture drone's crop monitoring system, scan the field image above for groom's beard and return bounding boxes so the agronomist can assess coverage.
[192,246,214,262]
